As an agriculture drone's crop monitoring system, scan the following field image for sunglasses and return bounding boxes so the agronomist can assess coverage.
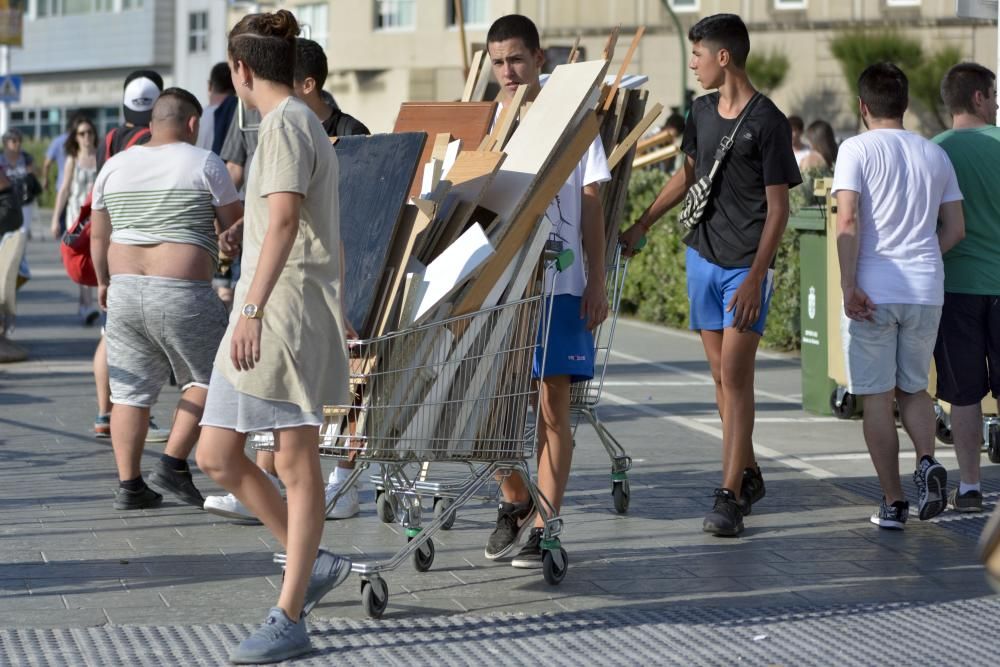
[77,130,94,136]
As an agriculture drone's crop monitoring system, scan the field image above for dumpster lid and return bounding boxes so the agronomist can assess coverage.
[788,205,826,231]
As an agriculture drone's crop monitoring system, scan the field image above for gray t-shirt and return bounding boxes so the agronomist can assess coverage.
[219,106,261,198]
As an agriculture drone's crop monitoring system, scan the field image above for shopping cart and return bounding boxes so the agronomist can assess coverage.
[259,288,567,618]
[570,244,634,513]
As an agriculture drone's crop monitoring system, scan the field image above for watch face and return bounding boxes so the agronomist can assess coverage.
[242,304,256,318]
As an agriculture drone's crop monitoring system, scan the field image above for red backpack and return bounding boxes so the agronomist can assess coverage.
[60,127,150,286]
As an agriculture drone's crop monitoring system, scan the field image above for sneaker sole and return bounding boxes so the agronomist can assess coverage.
[918,465,948,520]
[230,640,313,665]
[326,503,360,520]
[302,556,352,615]
[949,503,984,514]
[702,516,744,537]
[145,431,170,443]
[870,515,905,530]
[94,428,110,439]
[113,494,163,511]
[484,508,538,561]
[148,471,205,508]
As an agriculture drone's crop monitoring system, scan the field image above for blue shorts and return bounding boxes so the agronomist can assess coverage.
[532,294,595,383]
[686,246,774,336]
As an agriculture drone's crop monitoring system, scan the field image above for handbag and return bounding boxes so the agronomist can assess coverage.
[678,93,763,231]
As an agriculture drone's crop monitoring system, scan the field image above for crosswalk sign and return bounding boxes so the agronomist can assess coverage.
[0,75,20,103]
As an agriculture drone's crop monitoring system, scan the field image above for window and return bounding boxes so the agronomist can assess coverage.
[296,3,328,49]
[447,0,489,27]
[35,0,133,16]
[189,11,208,53]
[886,0,920,6]
[122,0,144,8]
[774,0,806,8]
[667,0,698,12]
[375,0,415,30]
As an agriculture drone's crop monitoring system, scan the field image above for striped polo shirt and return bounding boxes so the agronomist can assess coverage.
[92,141,239,258]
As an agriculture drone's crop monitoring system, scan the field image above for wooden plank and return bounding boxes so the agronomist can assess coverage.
[424,151,506,260]
[603,25,620,62]
[608,102,662,169]
[633,143,679,169]
[471,49,493,101]
[337,132,427,338]
[490,84,527,151]
[420,158,443,196]
[431,132,453,161]
[454,110,603,317]
[602,26,645,112]
[393,102,497,197]
[461,49,485,102]
[567,35,581,64]
[477,59,609,241]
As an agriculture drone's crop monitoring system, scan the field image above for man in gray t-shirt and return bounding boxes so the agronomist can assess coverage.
[220,105,260,197]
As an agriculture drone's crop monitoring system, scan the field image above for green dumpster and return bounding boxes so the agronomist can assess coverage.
[788,202,837,416]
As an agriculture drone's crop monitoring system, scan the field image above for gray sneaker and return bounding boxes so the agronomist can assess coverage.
[302,548,352,615]
[229,607,311,665]
[914,456,948,520]
[148,459,205,508]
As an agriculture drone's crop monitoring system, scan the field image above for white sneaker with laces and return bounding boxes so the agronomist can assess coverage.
[325,476,360,519]
[203,471,281,521]
[145,417,170,443]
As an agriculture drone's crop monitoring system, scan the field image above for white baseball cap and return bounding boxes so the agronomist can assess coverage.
[122,70,164,126]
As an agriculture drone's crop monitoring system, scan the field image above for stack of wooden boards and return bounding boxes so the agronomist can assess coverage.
[331,32,661,459]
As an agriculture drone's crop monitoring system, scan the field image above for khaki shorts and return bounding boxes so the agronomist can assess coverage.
[841,303,941,395]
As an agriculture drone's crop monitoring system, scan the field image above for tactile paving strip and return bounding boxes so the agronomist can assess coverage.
[3,598,1000,666]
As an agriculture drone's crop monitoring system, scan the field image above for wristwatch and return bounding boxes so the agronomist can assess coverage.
[242,303,264,320]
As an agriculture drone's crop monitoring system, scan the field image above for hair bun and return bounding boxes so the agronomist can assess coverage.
[260,9,299,40]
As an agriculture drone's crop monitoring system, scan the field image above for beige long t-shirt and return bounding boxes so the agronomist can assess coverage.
[216,96,349,413]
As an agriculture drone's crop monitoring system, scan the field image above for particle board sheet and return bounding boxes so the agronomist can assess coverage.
[336,132,427,337]
[393,102,498,197]
[478,59,609,239]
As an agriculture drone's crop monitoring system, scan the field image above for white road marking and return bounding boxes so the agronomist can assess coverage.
[601,380,714,387]
[608,349,801,406]
[693,416,842,424]
[616,318,793,361]
[601,390,838,479]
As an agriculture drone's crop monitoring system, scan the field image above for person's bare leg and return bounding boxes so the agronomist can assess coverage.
[94,338,112,416]
[110,404,150,481]
[719,329,761,493]
[162,385,208,461]
[197,426,289,539]
[255,449,278,476]
[950,402,983,486]
[699,330,726,420]
[272,426,325,620]
[895,388,936,461]
[862,390,904,503]
[533,375,573,527]
[497,385,538,505]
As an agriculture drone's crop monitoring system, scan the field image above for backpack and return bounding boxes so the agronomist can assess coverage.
[60,127,150,286]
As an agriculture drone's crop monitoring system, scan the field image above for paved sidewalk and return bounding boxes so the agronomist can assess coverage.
[1,229,998,665]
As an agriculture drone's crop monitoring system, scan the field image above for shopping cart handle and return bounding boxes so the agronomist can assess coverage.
[554,248,575,272]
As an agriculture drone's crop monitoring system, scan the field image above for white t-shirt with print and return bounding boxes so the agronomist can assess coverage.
[831,128,962,306]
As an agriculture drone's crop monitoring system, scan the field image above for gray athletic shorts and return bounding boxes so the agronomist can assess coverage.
[105,274,227,408]
[200,368,323,434]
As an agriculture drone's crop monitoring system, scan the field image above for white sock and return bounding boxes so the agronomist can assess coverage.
[331,466,352,485]
[959,482,981,495]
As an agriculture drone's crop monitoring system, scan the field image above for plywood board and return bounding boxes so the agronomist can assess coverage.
[478,59,609,240]
[490,84,527,151]
[394,102,497,197]
[453,110,602,317]
[372,200,434,337]
[424,151,505,260]
[337,132,427,337]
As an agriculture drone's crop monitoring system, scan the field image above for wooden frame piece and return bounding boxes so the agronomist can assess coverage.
[461,50,485,102]
[607,101,663,170]
[489,84,527,151]
[602,26,646,112]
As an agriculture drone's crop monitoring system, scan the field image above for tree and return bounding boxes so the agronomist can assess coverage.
[910,46,963,133]
[745,49,790,95]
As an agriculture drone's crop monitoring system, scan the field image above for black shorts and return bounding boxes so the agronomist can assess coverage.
[933,292,1000,406]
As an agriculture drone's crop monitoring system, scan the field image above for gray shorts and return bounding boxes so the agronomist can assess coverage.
[841,303,942,395]
[200,368,323,434]
[105,275,227,408]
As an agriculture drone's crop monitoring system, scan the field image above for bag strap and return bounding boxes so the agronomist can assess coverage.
[706,92,763,180]
[104,128,117,162]
[123,127,151,150]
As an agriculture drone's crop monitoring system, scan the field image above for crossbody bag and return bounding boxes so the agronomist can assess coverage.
[678,93,762,231]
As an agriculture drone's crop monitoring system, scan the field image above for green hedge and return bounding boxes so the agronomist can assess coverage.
[25,139,58,209]
[619,169,802,352]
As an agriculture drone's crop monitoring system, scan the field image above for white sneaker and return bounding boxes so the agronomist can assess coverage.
[203,471,281,522]
[325,477,360,519]
[145,417,170,443]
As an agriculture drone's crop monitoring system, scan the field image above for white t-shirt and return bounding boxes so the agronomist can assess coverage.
[92,141,239,258]
[831,129,962,306]
[196,104,219,151]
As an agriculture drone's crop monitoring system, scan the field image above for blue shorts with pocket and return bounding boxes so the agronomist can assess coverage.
[532,294,595,384]
[686,246,774,336]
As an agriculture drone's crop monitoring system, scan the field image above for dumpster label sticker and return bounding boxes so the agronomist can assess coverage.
[808,286,816,320]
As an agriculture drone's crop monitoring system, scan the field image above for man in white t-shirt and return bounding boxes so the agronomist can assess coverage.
[481,14,612,567]
[90,88,243,511]
[832,63,965,530]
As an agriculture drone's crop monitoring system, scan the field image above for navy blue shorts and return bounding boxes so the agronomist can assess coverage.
[686,246,774,336]
[532,294,595,384]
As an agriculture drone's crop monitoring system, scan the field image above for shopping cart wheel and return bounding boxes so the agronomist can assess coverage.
[936,415,954,445]
[988,424,1000,464]
[434,497,457,530]
[376,491,395,523]
[361,577,389,619]
[412,538,435,572]
[542,547,569,585]
[830,390,857,420]
[612,480,630,514]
